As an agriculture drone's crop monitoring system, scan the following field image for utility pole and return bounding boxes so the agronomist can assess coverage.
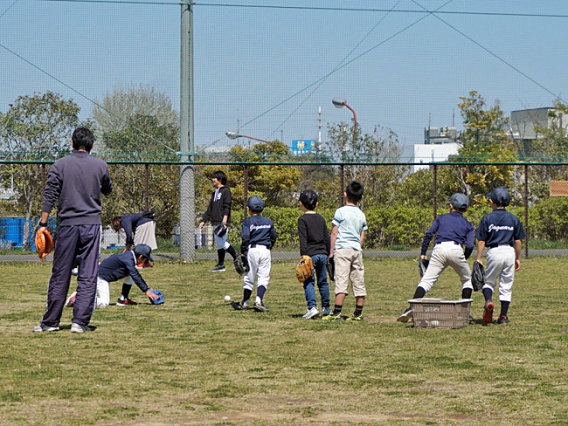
[179,1,195,262]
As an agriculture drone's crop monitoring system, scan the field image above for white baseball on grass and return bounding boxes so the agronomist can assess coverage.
[224,295,231,302]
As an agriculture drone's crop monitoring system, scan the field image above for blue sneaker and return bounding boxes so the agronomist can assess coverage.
[322,307,331,316]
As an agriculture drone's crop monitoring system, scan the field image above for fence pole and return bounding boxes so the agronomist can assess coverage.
[244,165,248,219]
[144,163,149,211]
[340,164,344,207]
[433,165,438,219]
[524,164,529,259]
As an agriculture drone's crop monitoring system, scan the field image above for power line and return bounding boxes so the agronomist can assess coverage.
[38,0,568,19]
[0,0,22,20]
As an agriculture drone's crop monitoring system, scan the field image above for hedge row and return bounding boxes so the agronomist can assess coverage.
[224,198,568,249]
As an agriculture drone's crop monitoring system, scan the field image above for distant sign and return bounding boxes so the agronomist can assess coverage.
[292,140,314,155]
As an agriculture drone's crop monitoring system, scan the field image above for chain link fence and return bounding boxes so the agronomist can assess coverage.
[2,159,568,263]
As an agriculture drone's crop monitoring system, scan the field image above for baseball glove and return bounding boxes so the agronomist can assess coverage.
[148,289,165,305]
[213,223,228,237]
[418,257,429,278]
[471,261,485,291]
[295,255,314,283]
[326,257,335,281]
[35,228,54,259]
[234,254,249,276]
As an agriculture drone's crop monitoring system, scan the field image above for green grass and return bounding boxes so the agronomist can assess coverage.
[1,257,568,425]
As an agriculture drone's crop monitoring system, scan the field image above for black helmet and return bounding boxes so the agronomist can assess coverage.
[247,196,265,212]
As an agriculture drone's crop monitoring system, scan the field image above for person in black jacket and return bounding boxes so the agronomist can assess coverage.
[297,190,330,319]
[198,170,240,272]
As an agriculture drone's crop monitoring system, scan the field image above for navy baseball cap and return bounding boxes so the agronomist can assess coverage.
[450,193,469,210]
[487,187,511,207]
[133,244,153,262]
[247,196,265,212]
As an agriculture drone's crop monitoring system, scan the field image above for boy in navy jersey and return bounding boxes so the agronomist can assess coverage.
[476,187,525,325]
[231,196,277,312]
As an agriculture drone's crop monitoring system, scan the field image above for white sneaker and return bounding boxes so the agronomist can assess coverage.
[303,307,319,319]
[71,323,92,333]
[33,324,59,332]
[397,308,413,323]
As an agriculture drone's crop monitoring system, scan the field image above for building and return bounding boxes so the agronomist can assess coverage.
[424,126,457,144]
[412,142,459,173]
[510,107,563,156]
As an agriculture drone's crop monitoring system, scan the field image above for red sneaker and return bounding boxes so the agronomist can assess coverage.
[483,300,494,325]
[117,298,138,306]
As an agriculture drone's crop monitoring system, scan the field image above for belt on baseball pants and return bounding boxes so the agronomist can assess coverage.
[488,244,513,248]
[436,241,459,245]
[250,244,269,249]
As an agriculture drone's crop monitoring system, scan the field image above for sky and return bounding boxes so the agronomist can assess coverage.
[1,0,568,159]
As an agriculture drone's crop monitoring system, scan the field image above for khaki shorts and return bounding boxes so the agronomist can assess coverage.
[333,248,366,297]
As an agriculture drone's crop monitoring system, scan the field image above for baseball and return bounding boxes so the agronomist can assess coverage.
[224,295,231,302]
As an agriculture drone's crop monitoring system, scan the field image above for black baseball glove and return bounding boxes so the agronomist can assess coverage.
[471,261,485,291]
[234,253,249,276]
[418,257,429,278]
[326,257,335,282]
[213,223,228,237]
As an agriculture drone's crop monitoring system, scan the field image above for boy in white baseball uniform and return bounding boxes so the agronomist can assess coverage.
[397,193,475,323]
[231,196,277,312]
[476,187,525,325]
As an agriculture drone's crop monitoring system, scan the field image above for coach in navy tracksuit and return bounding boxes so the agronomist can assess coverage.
[476,187,525,325]
[34,127,113,333]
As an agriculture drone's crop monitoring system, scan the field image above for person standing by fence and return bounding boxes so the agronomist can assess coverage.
[33,127,113,333]
[198,170,240,273]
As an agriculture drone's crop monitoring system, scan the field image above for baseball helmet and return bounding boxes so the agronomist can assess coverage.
[487,186,511,207]
[247,196,265,212]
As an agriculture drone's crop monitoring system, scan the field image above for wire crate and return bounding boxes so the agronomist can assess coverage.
[408,298,473,329]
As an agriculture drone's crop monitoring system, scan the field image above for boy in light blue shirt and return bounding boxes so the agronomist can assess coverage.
[323,181,368,321]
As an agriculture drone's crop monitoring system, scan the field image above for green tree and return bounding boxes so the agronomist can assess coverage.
[449,91,517,205]
[325,122,408,208]
[529,102,568,201]
[90,86,181,237]
[0,92,80,247]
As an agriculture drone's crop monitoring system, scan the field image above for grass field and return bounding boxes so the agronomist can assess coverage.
[1,256,567,425]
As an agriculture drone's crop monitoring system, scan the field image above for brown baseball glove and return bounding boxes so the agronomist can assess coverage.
[295,255,314,283]
[35,228,54,259]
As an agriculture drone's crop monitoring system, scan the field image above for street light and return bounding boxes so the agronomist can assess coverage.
[225,132,269,143]
[332,97,358,206]
[332,97,357,145]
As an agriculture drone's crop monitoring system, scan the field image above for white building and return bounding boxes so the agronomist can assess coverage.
[412,143,459,173]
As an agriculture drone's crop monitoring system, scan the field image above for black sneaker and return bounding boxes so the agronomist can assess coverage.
[231,301,249,310]
[210,264,226,272]
[497,315,509,325]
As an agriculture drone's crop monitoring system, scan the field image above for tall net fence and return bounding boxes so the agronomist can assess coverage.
[2,160,568,263]
[2,1,568,261]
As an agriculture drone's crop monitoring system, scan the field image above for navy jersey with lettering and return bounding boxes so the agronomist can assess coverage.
[240,215,277,252]
[476,209,525,246]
